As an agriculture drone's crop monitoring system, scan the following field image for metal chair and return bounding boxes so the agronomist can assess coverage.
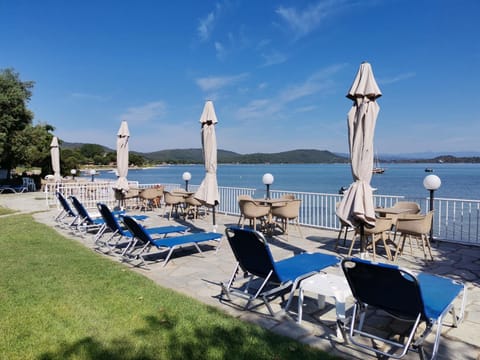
[222,227,340,316]
[342,258,466,360]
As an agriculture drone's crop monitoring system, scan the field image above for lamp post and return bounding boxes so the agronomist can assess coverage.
[70,169,77,180]
[423,174,441,242]
[182,171,192,191]
[90,169,96,182]
[262,173,274,199]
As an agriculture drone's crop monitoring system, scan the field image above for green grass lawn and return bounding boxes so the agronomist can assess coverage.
[0,205,16,215]
[0,214,340,360]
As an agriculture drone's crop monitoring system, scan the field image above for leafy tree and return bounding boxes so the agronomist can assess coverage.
[0,69,35,177]
[79,144,105,161]
[11,123,55,175]
[129,153,145,167]
[61,148,85,173]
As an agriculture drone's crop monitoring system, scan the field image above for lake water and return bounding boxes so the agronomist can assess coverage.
[93,163,480,201]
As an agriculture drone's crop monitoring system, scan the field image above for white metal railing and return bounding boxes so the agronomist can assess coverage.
[44,182,480,246]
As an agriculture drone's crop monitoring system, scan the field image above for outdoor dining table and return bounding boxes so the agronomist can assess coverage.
[374,207,414,217]
[253,198,292,235]
[373,207,415,259]
[169,190,195,216]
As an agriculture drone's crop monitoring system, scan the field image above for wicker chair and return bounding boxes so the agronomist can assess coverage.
[271,199,303,239]
[238,199,270,232]
[348,218,394,260]
[393,211,434,261]
[139,187,163,211]
[184,195,204,219]
[163,191,185,220]
[388,201,421,225]
[237,194,253,226]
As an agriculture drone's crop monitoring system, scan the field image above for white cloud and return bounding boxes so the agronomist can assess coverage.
[198,12,215,42]
[258,82,268,90]
[236,64,344,120]
[379,72,416,85]
[261,51,287,67]
[120,101,167,124]
[215,41,227,60]
[70,92,109,102]
[276,0,345,39]
[197,1,228,42]
[195,73,248,92]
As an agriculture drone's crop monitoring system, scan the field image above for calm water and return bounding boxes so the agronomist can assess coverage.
[93,163,480,201]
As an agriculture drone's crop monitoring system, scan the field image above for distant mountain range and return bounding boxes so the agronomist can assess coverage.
[62,142,480,164]
[141,148,348,164]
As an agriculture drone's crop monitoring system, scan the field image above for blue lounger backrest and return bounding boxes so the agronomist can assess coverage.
[342,258,425,320]
[69,196,95,224]
[225,227,282,284]
[97,203,126,235]
[56,192,76,217]
[122,215,153,245]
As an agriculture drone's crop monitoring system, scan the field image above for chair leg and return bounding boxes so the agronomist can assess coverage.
[294,218,303,238]
[393,235,407,262]
[335,227,343,250]
[381,232,393,261]
[422,234,434,261]
[348,231,358,256]
[371,234,377,261]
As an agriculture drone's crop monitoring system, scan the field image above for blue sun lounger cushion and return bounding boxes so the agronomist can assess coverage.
[122,215,222,267]
[54,192,77,228]
[341,258,466,360]
[95,203,188,254]
[222,226,340,316]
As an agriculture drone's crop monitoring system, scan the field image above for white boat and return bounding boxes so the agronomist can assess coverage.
[372,152,385,174]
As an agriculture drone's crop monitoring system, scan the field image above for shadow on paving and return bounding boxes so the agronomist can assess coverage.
[38,312,336,360]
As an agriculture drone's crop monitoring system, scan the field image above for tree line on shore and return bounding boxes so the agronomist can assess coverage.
[2,67,478,187]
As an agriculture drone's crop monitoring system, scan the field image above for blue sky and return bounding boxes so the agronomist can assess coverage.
[1,0,479,155]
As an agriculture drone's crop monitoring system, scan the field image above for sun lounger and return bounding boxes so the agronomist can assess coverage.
[54,192,78,228]
[341,258,466,360]
[95,203,188,254]
[0,185,28,194]
[69,195,107,234]
[122,215,222,267]
[222,227,340,316]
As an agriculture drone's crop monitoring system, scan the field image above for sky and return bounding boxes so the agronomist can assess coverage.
[1,0,479,155]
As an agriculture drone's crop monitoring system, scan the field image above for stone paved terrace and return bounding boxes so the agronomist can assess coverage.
[1,192,479,360]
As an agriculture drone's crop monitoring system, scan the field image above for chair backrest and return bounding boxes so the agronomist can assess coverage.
[364,217,393,234]
[342,258,426,320]
[186,195,202,206]
[392,201,421,215]
[237,194,253,202]
[56,192,76,216]
[241,200,270,218]
[225,227,281,283]
[271,199,301,219]
[69,196,94,224]
[280,194,295,200]
[396,211,433,235]
[122,215,153,246]
[140,187,161,200]
[123,188,140,199]
[164,191,185,205]
[97,203,126,235]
